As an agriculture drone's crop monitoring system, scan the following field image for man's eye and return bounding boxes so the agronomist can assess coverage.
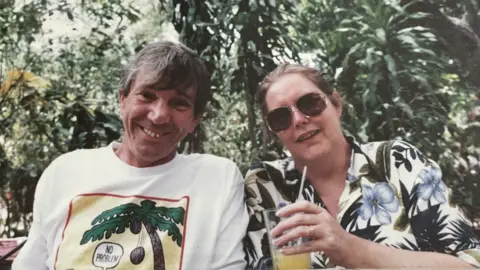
[170,98,191,110]
[139,92,156,100]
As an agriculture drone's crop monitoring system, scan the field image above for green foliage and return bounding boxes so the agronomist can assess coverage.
[0,0,138,237]
[165,0,300,171]
[289,2,479,220]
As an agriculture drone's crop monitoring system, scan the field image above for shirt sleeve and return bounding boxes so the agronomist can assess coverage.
[391,141,480,267]
[11,162,54,270]
[210,163,249,270]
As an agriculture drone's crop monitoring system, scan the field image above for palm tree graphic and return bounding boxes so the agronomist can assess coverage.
[80,199,185,270]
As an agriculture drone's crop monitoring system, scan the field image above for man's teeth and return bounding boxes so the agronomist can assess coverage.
[143,127,160,138]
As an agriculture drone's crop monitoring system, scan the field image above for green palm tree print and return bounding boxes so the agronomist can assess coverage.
[80,199,185,270]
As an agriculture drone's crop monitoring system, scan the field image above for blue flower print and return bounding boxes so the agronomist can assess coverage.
[417,167,447,203]
[347,172,357,182]
[359,183,400,225]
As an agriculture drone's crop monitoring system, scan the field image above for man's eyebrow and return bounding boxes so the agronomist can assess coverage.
[146,86,195,101]
[176,90,194,101]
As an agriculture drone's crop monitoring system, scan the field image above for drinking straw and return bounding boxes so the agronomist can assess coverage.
[297,165,307,201]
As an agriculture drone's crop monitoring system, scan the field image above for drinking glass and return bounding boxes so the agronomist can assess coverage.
[262,208,311,270]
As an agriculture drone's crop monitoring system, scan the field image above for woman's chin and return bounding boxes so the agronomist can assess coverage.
[293,145,329,163]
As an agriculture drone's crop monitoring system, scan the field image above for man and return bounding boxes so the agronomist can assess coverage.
[13,41,248,270]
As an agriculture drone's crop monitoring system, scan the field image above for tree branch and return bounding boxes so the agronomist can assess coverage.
[404,0,480,88]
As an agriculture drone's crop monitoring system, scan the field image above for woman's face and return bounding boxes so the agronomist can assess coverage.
[264,73,344,163]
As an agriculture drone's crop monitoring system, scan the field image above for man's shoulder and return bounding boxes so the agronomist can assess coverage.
[181,153,243,188]
[36,147,108,193]
[182,153,239,171]
[58,146,105,160]
[182,152,232,163]
[49,146,108,170]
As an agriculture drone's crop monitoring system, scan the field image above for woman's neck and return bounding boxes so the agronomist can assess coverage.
[296,137,351,197]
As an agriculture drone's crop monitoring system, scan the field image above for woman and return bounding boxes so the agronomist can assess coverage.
[243,64,480,269]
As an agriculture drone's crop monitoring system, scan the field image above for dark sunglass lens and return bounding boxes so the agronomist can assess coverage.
[267,108,292,132]
[297,93,326,116]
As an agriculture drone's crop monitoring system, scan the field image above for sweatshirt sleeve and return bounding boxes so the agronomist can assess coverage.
[11,160,56,270]
[210,162,249,270]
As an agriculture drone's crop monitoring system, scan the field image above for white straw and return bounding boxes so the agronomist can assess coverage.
[297,166,307,201]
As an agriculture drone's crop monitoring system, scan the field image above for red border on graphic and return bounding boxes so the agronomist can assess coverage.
[54,193,190,270]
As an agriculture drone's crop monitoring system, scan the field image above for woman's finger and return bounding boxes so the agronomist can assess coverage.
[276,200,323,217]
[280,240,324,255]
[272,225,316,247]
[270,213,320,238]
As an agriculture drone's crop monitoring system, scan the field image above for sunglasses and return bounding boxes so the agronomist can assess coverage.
[266,92,327,133]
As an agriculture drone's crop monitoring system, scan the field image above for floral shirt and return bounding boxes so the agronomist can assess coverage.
[243,137,480,269]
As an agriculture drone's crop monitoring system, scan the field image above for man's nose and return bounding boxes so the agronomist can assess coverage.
[148,100,171,125]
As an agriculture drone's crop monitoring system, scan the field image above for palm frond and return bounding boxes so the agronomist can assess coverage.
[390,237,420,251]
[410,203,453,251]
[256,181,277,209]
[242,235,257,267]
[80,214,137,244]
[152,206,185,225]
[407,182,420,217]
[352,224,386,243]
[91,202,140,225]
[449,218,479,253]
[340,199,362,230]
[148,215,183,247]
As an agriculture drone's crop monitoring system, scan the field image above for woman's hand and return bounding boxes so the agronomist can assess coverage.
[270,200,355,266]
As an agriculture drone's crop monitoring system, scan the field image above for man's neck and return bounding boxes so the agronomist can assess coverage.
[114,143,176,168]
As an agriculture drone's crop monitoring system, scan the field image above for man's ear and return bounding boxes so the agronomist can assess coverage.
[331,90,343,117]
[188,115,202,133]
[118,88,126,116]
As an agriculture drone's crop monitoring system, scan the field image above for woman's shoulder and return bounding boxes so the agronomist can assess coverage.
[360,138,440,193]
[357,138,431,166]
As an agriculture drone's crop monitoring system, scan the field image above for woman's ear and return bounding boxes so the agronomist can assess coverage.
[331,91,343,117]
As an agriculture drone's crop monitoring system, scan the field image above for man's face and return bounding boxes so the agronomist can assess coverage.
[118,72,200,167]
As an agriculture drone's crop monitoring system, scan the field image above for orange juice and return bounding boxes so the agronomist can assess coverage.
[274,252,310,270]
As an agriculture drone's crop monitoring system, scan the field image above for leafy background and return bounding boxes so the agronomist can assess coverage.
[0,0,479,238]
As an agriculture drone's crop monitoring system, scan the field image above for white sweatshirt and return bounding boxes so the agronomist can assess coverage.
[13,142,248,270]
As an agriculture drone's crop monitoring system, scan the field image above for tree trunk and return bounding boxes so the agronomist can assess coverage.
[380,59,394,139]
[244,80,257,148]
[261,124,271,156]
[4,200,10,237]
[145,223,165,270]
[170,0,215,154]
[238,0,258,149]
